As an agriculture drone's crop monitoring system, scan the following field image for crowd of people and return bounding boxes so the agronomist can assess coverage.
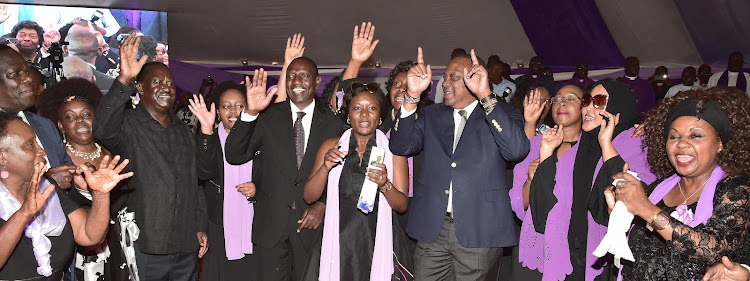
[0,15,749,281]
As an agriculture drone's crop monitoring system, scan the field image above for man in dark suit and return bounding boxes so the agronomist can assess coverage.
[225,57,343,281]
[64,30,115,94]
[0,45,77,188]
[390,48,529,281]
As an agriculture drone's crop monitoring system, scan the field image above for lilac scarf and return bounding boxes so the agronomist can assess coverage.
[717,71,748,92]
[647,165,725,227]
[218,125,254,260]
[319,129,394,280]
[510,134,580,281]
[589,128,656,281]
[0,179,66,277]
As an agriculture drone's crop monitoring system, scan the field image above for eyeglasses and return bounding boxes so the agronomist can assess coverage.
[582,93,609,109]
[550,95,581,105]
[3,38,20,45]
[351,82,380,93]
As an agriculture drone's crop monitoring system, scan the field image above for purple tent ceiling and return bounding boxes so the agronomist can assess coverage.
[1,0,748,69]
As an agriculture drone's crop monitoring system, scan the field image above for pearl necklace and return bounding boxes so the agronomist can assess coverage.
[65,142,101,161]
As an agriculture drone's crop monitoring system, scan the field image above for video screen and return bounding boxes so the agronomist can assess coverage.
[0,3,168,77]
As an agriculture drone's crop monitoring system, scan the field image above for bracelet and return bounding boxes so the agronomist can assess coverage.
[379,181,393,193]
[404,92,421,105]
[480,94,498,114]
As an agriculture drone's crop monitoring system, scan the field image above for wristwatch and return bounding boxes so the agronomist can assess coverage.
[649,210,670,231]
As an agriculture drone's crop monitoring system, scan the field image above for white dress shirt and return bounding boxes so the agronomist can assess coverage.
[240,100,316,153]
[664,83,699,99]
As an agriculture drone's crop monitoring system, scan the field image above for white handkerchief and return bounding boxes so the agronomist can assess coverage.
[593,201,635,268]
[357,147,385,213]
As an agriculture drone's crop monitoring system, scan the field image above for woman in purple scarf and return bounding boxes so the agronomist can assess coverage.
[0,110,132,280]
[188,80,259,281]
[608,88,750,280]
[512,79,657,280]
[303,85,412,281]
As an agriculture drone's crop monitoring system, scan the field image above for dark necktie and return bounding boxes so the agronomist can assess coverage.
[453,109,467,152]
[294,111,306,169]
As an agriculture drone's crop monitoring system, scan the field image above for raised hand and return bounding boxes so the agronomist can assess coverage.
[406,47,432,98]
[539,125,564,160]
[463,49,492,99]
[350,22,379,64]
[598,111,620,145]
[244,69,275,115]
[117,32,149,85]
[20,163,56,218]
[0,4,10,24]
[524,89,546,124]
[284,33,305,65]
[187,94,217,134]
[83,155,133,194]
[43,25,60,49]
[323,142,347,170]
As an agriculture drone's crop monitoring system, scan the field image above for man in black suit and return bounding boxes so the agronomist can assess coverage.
[0,45,77,189]
[225,57,343,281]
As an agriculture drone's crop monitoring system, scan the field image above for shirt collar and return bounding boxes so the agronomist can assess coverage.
[290,99,316,117]
[134,103,179,127]
[454,100,479,117]
[624,75,638,81]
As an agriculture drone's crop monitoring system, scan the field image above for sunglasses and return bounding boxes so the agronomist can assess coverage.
[582,93,608,109]
[351,82,380,93]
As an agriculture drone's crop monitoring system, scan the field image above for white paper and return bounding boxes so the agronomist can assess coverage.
[357,146,385,213]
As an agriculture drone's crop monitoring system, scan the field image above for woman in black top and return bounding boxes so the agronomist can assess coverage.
[0,111,132,280]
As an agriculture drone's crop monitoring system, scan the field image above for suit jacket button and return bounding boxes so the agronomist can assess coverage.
[451,162,457,168]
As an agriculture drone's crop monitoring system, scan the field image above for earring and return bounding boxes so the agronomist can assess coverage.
[0,165,7,179]
[347,117,350,124]
[379,119,382,126]
[62,132,67,143]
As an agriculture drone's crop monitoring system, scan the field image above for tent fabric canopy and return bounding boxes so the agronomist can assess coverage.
[2,0,748,68]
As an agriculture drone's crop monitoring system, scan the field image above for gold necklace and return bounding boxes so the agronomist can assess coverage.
[677,176,710,205]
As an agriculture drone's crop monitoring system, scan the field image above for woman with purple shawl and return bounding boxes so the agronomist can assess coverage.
[0,111,133,280]
[608,88,750,280]
[188,82,258,281]
[302,86,413,281]
[511,80,656,281]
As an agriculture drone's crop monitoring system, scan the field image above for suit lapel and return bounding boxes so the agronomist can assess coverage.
[453,106,481,154]
[277,101,298,178]
[439,106,455,156]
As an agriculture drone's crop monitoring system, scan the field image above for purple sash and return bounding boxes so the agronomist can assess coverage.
[218,125,254,260]
[647,165,725,228]
[717,71,748,92]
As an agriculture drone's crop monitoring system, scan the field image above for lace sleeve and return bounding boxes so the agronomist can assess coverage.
[669,176,750,264]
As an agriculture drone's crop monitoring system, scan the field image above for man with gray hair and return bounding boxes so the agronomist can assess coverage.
[64,30,114,93]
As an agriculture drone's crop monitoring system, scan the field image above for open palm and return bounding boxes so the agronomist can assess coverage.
[284,33,305,64]
[188,94,216,132]
[350,22,379,63]
[84,155,133,194]
[245,69,275,114]
[0,4,10,24]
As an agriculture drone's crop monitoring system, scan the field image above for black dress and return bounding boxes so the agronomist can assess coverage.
[621,175,750,280]
[304,134,413,280]
[0,186,79,280]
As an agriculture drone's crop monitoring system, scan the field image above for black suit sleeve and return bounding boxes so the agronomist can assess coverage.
[196,130,220,181]
[93,80,134,154]
[224,116,261,165]
[529,154,558,234]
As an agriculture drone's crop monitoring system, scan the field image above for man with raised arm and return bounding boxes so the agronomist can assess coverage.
[92,33,210,281]
[389,48,529,280]
[224,55,343,281]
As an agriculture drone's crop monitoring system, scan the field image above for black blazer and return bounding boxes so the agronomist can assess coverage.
[225,100,343,248]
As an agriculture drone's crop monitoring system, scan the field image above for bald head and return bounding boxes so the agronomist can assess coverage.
[62,56,94,81]
[66,30,99,64]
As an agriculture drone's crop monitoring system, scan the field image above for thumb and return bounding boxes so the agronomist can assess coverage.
[623,163,630,173]
[721,256,737,269]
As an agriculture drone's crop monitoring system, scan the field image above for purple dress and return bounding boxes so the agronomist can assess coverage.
[616,77,655,114]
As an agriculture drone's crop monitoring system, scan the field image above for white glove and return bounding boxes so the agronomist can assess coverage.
[593,201,635,268]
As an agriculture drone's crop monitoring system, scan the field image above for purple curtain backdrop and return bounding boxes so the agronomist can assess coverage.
[673,0,750,66]
[509,0,623,69]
